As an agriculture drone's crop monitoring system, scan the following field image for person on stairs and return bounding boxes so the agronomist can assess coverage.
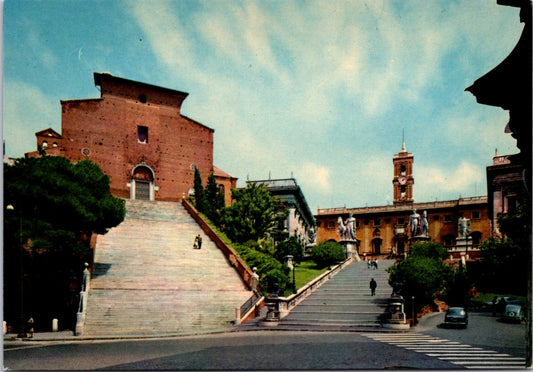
[197,235,202,249]
[193,234,200,249]
[369,278,377,296]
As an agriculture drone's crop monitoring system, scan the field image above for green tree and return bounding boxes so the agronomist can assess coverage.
[311,241,345,268]
[476,238,528,294]
[276,236,305,264]
[4,156,125,331]
[219,183,287,243]
[204,171,225,225]
[409,241,448,260]
[387,242,452,314]
[193,167,207,213]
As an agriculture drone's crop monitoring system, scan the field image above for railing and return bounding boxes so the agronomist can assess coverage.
[271,257,353,319]
[235,292,265,325]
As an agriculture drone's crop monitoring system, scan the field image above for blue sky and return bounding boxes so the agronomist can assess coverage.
[3,0,523,212]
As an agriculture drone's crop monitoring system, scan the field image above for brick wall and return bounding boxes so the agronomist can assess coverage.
[59,74,214,202]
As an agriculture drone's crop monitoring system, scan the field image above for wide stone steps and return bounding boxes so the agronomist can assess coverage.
[280,259,395,329]
[83,200,252,337]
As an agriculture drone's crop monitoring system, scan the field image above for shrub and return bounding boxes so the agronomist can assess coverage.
[311,241,345,268]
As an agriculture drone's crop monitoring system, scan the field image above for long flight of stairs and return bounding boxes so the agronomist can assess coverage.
[83,200,253,337]
[279,259,395,329]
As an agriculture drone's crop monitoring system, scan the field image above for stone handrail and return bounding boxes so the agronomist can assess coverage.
[273,257,353,319]
[181,199,254,289]
[235,292,265,324]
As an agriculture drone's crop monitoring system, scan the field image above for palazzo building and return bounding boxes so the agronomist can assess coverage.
[247,178,316,248]
[27,73,236,205]
[315,143,491,258]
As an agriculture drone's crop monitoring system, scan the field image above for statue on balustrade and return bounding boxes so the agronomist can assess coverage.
[458,217,471,238]
[409,209,421,237]
[338,212,356,241]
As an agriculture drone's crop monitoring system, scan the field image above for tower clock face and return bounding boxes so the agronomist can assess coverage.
[398,176,407,185]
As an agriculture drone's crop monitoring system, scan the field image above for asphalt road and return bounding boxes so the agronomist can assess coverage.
[4,330,457,370]
[4,310,528,370]
[416,309,528,358]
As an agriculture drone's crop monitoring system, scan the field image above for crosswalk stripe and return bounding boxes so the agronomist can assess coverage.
[359,332,526,369]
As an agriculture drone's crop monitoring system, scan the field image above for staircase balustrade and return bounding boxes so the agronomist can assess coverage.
[268,257,353,320]
[75,263,90,335]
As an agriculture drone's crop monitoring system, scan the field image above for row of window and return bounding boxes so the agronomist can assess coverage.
[323,211,482,229]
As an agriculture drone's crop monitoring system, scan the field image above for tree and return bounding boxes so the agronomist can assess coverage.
[193,167,207,213]
[311,241,345,268]
[219,183,287,243]
[4,156,125,331]
[204,171,225,225]
[409,241,448,260]
[387,242,452,314]
[276,236,305,264]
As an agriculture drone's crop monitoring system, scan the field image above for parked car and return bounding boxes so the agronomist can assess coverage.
[444,307,468,328]
[503,304,524,323]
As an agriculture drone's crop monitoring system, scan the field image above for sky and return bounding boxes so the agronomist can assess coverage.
[2,0,524,213]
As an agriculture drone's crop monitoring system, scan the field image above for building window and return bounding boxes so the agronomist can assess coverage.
[397,218,405,225]
[328,221,335,229]
[444,215,453,223]
[52,142,58,147]
[433,215,440,221]
[138,126,148,144]
[139,94,147,103]
[472,211,480,220]
[42,141,48,148]
[400,164,406,176]
[374,219,381,227]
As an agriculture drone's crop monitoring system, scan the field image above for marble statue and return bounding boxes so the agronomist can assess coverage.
[338,213,357,241]
[420,210,428,236]
[458,217,471,238]
[409,209,421,237]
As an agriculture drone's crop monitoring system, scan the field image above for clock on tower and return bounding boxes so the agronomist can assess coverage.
[392,141,414,205]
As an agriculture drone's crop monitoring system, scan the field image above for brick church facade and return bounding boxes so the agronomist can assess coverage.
[315,143,491,259]
[27,73,236,204]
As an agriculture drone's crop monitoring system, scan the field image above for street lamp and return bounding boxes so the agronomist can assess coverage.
[7,204,26,338]
[411,296,415,326]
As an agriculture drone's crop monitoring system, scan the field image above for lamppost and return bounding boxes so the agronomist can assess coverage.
[411,296,415,326]
[7,204,26,338]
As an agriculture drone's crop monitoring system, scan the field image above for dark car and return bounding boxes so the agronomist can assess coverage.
[444,307,468,328]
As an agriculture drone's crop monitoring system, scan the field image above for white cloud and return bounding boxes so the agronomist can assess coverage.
[417,161,484,200]
[299,163,332,195]
[3,80,61,157]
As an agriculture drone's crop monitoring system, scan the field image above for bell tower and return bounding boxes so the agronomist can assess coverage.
[392,138,414,206]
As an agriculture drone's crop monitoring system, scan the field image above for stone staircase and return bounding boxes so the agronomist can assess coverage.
[279,259,395,329]
[83,200,253,337]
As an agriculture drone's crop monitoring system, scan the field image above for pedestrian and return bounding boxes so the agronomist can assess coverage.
[491,296,498,316]
[369,278,377,296]
[374,259,379,270]
[193,235,199,249]
[27,317,34,338]
[197,235,202,249]
[367,259,371,269]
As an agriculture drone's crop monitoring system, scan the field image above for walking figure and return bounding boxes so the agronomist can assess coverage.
[373,259,378,270]
[369,278,377,296]
[197,235,202,249]
[193,234,200,249]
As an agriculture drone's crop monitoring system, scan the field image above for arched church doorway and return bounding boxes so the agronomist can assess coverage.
[131,163,155,201]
